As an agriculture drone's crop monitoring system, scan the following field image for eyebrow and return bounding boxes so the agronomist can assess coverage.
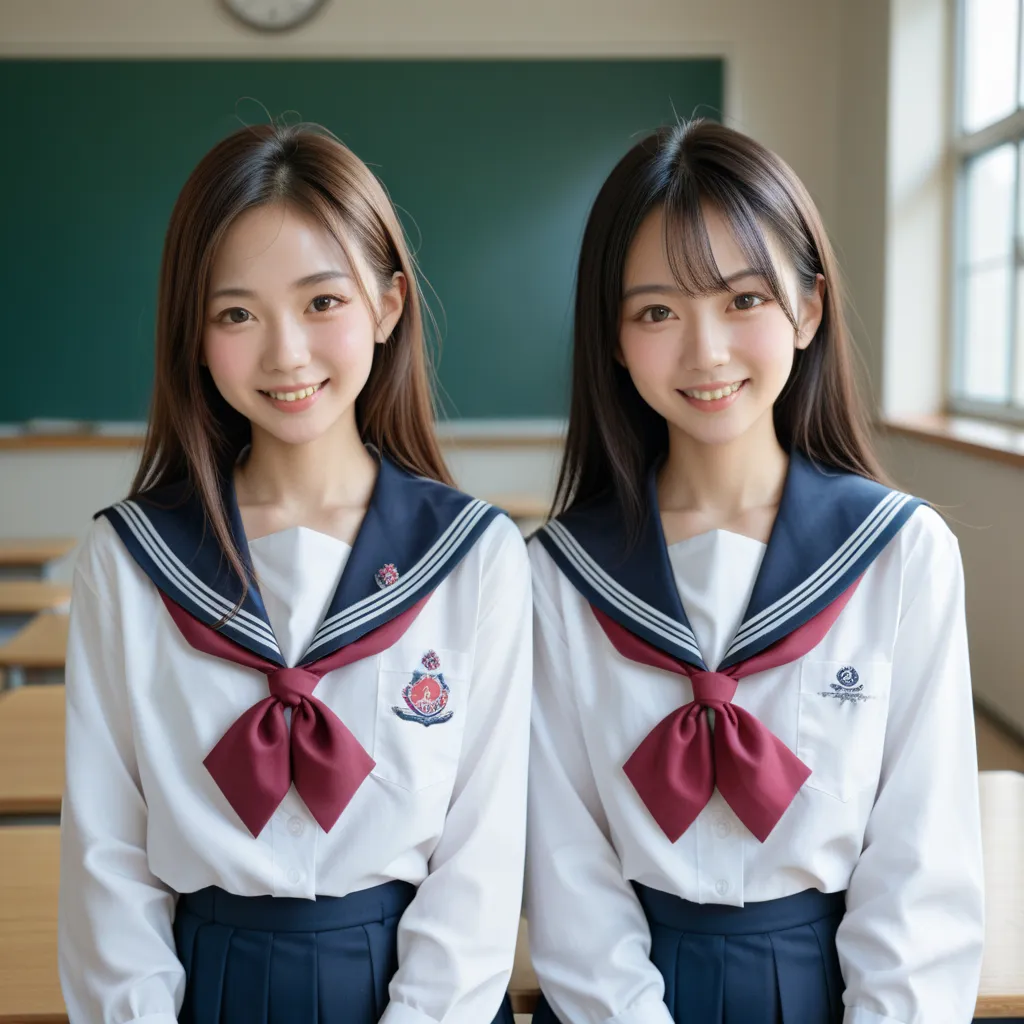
[622,268,762,300]
[209,270,352,301]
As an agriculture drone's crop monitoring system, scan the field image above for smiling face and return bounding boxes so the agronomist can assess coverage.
[618,204,823,450]
[202,202,405,450]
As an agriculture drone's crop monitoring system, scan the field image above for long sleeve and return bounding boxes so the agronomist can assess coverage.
[838,510,985,1024]
[58,521,183,1024]
[381,517,533,1024]
[525,546,674,1024]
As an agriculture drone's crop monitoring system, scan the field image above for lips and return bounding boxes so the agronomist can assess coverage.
[261,380,327,402]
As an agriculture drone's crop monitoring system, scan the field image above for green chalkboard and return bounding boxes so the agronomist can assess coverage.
[0,59,722,421]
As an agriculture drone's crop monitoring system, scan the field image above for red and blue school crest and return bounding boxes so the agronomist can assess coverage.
[392,650,453,726]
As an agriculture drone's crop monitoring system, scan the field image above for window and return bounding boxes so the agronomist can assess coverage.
[953,0,1024,421]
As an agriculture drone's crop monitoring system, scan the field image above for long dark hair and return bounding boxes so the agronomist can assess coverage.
[554,119,887,534]
[131,122,453,592]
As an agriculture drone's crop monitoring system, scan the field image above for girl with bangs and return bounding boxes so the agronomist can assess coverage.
[525,121,984,1023]
[58,123,529,1024]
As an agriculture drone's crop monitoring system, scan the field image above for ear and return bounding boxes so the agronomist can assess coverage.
[795,274,825,350]
[375,272,407,344]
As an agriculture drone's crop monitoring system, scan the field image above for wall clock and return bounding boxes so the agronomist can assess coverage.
[222,0,327,31]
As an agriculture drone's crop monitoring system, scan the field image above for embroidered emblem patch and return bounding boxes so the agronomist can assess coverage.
[392,650,453,726]
[819,665,874,705]
[375,563,400,589]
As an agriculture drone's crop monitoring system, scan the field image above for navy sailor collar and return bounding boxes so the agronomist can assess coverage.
[97,455,503,666]
[537,451,923,670]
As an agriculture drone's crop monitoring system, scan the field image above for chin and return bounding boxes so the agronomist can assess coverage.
[664,411,758,448]
[248,413,334,447]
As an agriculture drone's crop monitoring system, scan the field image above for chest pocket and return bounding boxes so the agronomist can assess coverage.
[371,644,471,792]
[796,660,891,802]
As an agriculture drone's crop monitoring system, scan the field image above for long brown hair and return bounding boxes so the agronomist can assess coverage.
[131,121,453,592]
[554,119,887,536]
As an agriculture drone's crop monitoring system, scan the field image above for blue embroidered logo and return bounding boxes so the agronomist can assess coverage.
[392,650,453,726]
[819,665,873,705]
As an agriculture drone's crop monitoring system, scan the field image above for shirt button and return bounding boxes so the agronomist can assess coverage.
[288,816,304,837]
[287,868,302,885]
[715,818,732,838]
[715,879,730,897]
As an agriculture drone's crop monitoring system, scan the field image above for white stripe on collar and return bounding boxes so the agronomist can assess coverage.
[543,518,702,661]
[112,499,281,655]
[306,498,493,655]
[724,490,912,659]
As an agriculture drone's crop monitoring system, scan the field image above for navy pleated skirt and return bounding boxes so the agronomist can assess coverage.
[173,880,515,1024]
[534,885,846,1024]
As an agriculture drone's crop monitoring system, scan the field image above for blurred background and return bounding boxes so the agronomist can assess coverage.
[0,0,1021,1020]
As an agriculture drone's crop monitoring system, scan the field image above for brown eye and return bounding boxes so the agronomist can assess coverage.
[733,294,765,311]
[310,295,341,313]
[224,308,251,324]
[642,305,674,323]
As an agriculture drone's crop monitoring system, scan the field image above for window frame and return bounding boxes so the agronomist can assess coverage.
[950,0,1024,424]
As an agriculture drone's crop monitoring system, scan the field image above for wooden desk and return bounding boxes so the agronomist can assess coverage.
[0,539,76,581]
[0,614,69,688]
[510,916,537,1014]
[0,583,71,616]
[976,770,1024,1018]
[0,685,64,817]
[487,495,549,525]
[0,584,71,653]
[0,826,64,1023]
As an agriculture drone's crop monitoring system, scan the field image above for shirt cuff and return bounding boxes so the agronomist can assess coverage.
[843,1007,908,1024]
[605,995,676,1024]
[378,1002,440,1024]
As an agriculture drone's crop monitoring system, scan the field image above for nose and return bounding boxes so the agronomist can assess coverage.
[686,313,730,372]
[262,315,312,374]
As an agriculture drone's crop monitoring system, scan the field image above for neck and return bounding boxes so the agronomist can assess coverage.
[658,413,789,518]
[236,412,377,516]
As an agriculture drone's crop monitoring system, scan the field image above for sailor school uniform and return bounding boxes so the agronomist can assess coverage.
[525,452,984,1024]
[58,455,532,1024]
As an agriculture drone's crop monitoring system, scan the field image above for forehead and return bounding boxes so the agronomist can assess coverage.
[622,202,794,297]
[210,202,352,280]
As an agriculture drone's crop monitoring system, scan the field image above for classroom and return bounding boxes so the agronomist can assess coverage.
[0,0,1021,1021]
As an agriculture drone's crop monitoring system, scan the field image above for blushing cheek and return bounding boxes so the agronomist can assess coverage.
[733,321,795,388]
[621,331,673,392]
[203,332,255,395]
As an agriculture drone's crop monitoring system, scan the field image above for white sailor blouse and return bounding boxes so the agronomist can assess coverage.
[525,452,984,1024]
[58,456,532,1024]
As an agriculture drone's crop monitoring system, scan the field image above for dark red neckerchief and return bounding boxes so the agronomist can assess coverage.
[594,578,860,843]
[161,592,430,837]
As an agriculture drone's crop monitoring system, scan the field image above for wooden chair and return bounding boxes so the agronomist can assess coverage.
[0,539,76,581]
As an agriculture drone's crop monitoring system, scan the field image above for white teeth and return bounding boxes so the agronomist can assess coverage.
[266,383,322,402]
[683,381,743,401]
